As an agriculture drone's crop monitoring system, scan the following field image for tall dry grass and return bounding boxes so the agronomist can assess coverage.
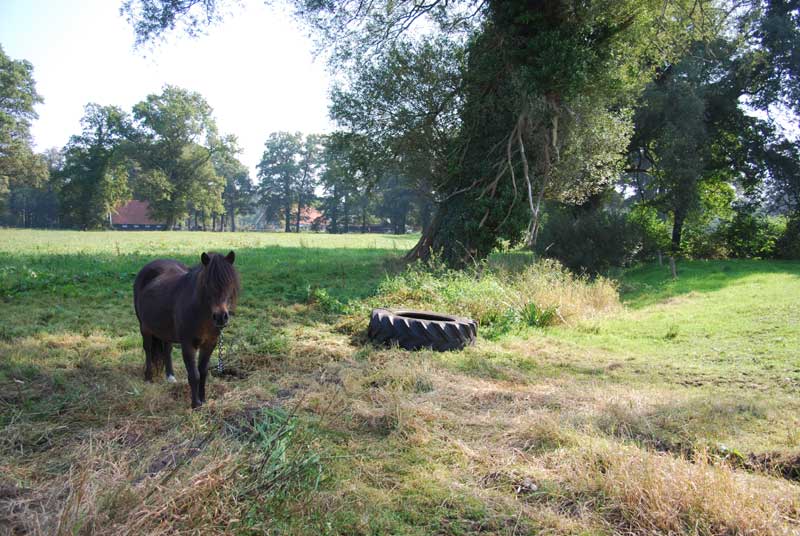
[548,441,800,535]
[355,257,620,334]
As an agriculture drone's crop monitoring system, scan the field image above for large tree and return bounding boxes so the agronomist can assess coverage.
[739,0,800,120]
[294,134,324,232]
[629,39,776,253]
[58,104,133,229]
[257,132,302,232]
[0,45,47,213]
[295,1,715,264]
[213,136,254,231]
[130,85,223,228]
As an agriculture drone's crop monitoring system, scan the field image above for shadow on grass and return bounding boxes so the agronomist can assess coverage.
[619,259,800,308]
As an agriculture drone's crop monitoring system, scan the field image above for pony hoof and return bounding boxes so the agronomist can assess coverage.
[167,375,177,383]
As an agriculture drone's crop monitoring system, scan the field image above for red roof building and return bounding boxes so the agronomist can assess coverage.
[111,200,165,230]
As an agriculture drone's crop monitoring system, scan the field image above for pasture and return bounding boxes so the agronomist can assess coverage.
[1,229,799,535]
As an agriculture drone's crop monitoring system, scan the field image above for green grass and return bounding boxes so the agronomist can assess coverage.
[1,229,799,535]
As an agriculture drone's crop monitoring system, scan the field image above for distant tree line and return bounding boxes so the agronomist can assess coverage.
[0,44,431,233]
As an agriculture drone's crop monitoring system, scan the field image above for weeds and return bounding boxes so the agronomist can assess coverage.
[346,255,619,339]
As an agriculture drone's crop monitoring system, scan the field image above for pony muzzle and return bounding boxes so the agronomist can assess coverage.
[212,310,230,328]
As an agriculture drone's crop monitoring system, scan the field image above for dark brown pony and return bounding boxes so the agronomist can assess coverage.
[133,251,240,408]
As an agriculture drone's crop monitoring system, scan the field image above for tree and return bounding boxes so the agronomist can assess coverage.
[213,136,254,231]
[296,1,714,264]
[319,132,377,234]
[629,39,774,253]
[257,132,302,232]
[0,45,47,214]
[294,134,324,232]
[131,85,222,228]
[58,104,132,229]
[763,139,800,215]
[739,0,800,119]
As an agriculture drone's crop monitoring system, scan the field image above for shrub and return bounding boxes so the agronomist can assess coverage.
[719,208,785,259]
[683,223,729,259]
[776,216,800,259]
[627,205,671,259]
[536,206,645,273]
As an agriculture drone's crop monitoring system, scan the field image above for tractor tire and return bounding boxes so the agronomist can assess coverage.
[367,308,477,352]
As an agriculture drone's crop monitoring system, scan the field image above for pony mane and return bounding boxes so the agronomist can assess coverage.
[198,253,240,307]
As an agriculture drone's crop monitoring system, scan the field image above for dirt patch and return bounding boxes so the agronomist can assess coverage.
[211,365,249,380]
[743,451,800,481]
[641,439,800,482]
[134,437,208,484]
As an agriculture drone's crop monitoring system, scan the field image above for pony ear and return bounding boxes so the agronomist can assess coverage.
[201,252,210,266]
[225,251,235,264]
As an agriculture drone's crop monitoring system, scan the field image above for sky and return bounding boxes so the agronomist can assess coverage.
[0,0,333,178]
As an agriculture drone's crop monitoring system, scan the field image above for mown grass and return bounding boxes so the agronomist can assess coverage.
[1,229,799,535]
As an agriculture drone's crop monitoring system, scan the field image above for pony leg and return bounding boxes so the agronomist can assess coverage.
[181,342,202,409]
[197,344,214,405]
[142,333,154,382]
[164,344,177,383]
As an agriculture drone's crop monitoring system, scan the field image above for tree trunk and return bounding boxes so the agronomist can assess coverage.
[284,201,292,232]
[405,207,442,262]
[343,193,350,234]
[361,205,368,233]
[212,213,217,231]
[420,200,432,233]
[671,209,686,254]
[229,207,236,232]
[296,193,303,233]
[328,188,339,233]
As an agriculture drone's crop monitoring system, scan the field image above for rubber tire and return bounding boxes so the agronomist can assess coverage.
[367,308,477,351]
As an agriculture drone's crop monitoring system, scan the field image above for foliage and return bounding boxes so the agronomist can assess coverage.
[776,216,800,259]
[121,0,229,47]
[257,132,303,232]
[739,0,800,119]
[131,85,222,228]
[627,204,671,258]
[0,45,47,212]
[213,137,254,232]
[764,139,800,215]
[629,39,772,254]
[536,202,647,274]
[720,205,785,259]
[57,104,133,229]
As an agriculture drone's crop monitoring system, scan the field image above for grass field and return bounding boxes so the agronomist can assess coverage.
[1,229,799,535]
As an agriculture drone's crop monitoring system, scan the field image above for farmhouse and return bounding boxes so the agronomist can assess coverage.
[111,200,166,230]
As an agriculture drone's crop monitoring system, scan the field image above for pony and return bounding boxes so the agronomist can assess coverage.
[133,251,240,408]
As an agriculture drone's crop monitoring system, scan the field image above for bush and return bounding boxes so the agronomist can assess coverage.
[776,216,800,259]
[536,206,645,274]
[683,223,729,259]
[720,210,784,259]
